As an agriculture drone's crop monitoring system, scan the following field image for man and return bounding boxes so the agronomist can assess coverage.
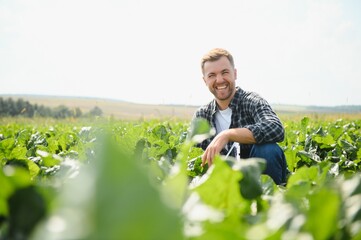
[192,48,288,185]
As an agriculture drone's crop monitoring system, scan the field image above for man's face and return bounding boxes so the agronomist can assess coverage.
[203,56,237,102]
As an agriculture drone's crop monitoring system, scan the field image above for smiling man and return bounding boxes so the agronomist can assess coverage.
[192,48,288,185]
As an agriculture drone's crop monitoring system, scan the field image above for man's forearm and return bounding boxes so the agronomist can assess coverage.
[225,128,256,144]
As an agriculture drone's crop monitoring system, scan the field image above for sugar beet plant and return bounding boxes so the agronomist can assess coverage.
[0,117,361,239]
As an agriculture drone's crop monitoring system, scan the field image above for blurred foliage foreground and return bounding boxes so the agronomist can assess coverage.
[0,117,361,240]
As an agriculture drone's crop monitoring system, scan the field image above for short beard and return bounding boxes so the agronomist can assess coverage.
[213,86,234,101]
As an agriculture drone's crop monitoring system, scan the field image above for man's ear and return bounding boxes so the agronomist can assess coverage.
[203,76,207,84]
[234,68,237,80]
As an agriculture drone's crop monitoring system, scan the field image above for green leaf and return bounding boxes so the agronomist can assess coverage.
[297,150,320,164]
[304,188,340,240]
[7,186,46,239]
[357,148,361,160]
[15,129,32,146]
[0,171,14,216]
[192,156,244,218]
[300,117,310,131]
[284,147,298,171]
[36,150,61,167]
[10,146,28,160]
[0,138,16,161]
[187,118,215,143]
[287,166,318,188]
[313,134,336,149]
[232,158,266,199]
[26,160,40,179]
[32,133,183,240]
[339,139,357,153]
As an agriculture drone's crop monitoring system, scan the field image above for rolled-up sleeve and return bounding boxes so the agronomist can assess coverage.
[243,98,284,143]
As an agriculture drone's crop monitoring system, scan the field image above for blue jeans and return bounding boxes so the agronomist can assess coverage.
[242,143,288,185]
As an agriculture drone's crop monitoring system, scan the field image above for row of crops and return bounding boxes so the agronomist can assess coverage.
[0,116,361,239]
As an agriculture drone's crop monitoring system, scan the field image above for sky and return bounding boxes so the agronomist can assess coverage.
[1,0,361,107]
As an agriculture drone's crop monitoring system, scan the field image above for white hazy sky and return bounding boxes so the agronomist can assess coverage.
[1,0,360,107]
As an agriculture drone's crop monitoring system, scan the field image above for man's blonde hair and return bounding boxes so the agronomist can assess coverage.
[201,48,235,73]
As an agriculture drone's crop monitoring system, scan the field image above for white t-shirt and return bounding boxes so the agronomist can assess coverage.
[215,107,232,134]
[214,108,240,159]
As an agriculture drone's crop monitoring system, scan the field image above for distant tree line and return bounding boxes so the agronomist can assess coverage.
[0,97,103,118]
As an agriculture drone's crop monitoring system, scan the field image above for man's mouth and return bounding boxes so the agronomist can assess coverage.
[215,84,228,90]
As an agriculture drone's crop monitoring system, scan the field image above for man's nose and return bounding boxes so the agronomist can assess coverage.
[216,74,223,82]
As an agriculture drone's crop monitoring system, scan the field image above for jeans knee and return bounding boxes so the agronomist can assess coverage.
[250,143,282,159]
[250,143,287,185]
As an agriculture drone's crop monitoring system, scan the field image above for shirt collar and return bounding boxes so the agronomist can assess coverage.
[210,87,242,115]
[210,99,218,115]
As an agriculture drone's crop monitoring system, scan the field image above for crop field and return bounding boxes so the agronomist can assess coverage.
[0,115,361,239]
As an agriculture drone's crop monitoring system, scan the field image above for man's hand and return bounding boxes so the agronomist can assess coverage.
[201,128,256,167]
[201,131,229,167]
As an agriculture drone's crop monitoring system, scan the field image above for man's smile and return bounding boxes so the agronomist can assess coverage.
[215,84,228,90]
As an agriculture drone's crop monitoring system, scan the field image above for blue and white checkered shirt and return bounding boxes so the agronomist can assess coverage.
[192,87,285,158]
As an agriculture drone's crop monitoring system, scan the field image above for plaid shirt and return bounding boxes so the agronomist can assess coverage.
[192,87,284,158]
